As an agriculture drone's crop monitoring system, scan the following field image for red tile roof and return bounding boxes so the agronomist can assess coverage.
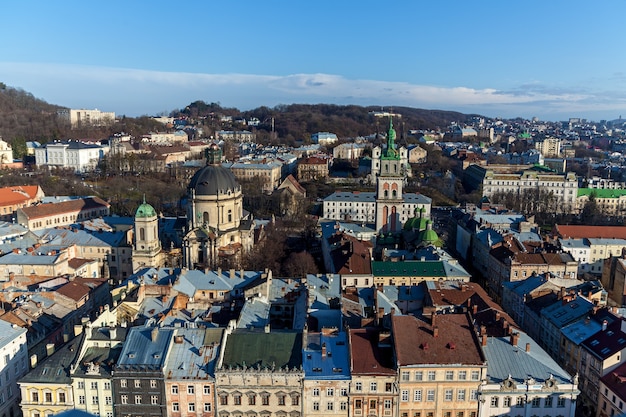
[0,186,41,206]
[600,360,626,404]
[55,278,107,301]
[349,328,396,375]
[392,313,485,366]
[19,197,109,220]
[327,232,372,275]
[554,224,626,240]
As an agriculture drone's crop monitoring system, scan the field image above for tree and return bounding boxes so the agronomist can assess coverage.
[581,192,601,225]
[282,251,318,277]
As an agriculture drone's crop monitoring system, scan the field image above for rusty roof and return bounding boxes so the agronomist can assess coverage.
[19,197,109,220]
[349,328,395,376]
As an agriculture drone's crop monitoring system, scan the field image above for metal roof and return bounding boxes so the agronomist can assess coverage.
[303,331,350,380]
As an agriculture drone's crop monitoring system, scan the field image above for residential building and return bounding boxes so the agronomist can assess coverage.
[16,197,110,232]
[602,255,626,306]
[371,259,470,286]
[215,329,304,417]
[297,157,329,182]
[163,328,223,417]
[0,185,44,222]
[577,188,626,216]
[598,361,626,417]
[226,161,283,192]
[0,320,28,417]
[333,143,369,160]
[392,313,487,417]
[18,335,82,417]
[477,331,579,417]
[302,328,350,417]
[535,137,562,157]
[58,109,115,128]
[349,328,396,417]
[311,132,338,146]
[113,326,172,417]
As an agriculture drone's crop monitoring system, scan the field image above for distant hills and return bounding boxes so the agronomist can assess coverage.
[0,83,483,145]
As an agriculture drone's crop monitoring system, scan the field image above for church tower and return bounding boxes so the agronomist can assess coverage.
[375,116,405,233]
[132,197,163,272]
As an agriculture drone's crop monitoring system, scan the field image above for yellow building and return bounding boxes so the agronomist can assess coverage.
[392,314,486,417]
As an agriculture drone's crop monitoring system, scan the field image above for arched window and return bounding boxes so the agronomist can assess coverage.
[228,209,232,222]
[139,228,145,241]
[384,190,389,198]
[392,190,397,198]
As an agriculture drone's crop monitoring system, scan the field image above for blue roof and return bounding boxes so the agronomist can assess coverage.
[483,331,572,384]
[561,316,602,345]
[163,328,223,380]
[303,331,350,380]
[0,320,26,350]
[237,298,270,329]
[542,296,595,328]
[117,326,173,368]
[173,269,261,297]
[36,227,127,247]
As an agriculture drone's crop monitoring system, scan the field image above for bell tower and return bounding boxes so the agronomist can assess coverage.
[375,116,405,233]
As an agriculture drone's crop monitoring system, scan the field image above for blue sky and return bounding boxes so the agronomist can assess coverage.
[2,1,625,122]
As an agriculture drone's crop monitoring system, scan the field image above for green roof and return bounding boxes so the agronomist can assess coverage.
[135,201,157,218]
[577,188,626,198]
[372,260,447,277]
[221,331,302,370]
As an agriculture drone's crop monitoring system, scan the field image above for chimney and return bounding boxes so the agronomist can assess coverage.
[151,327,159,342]
[431,311,436,326]
[480,325,487,336]
[322,342,327,358]
[230,268,236,279]
[602,320,608,331]
[473,304,478,315]
[217,267,222,277]
[46,343,55,357]
[510,332,519,346]
[30,354,38,369]
[495,311,501,322]
[109,327,117,340]
[74,325,83,337]
[481,334,488,346]
[525,343,531,353]
[433,326,439,338]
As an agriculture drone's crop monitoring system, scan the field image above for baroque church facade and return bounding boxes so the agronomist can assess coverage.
[181,143,255,269]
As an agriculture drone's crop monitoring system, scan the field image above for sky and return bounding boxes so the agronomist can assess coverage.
[2,1,626,122]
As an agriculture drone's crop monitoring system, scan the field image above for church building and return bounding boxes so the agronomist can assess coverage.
[182,143,255,269]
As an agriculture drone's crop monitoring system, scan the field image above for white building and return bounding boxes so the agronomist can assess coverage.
[58,109,115,128]
[34,141,107,173]
[478,331,579,417]
[311,132,338,146]
[560,238,626,275]
[0,320,28,417]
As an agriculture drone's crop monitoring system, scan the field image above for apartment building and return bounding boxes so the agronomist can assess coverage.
[392,314,486,417]
[16,197,110,232]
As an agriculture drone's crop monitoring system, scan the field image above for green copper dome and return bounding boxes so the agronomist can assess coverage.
[419,220,441,246]
[136,198,157,218]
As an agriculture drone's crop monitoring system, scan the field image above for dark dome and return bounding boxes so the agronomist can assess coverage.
[188,164,240,196]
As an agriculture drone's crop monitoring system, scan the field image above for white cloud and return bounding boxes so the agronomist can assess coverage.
[0,62,623,120]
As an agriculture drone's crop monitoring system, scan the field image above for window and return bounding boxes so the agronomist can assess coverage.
[204,385,211,395]
[370,382,377,392]
[151,396,158,405]
[188,386,195,394]
[79,396,85,405]
[220,395,228,406]
[458,371,467,381]
[248,395,256,405]
[414,389,422,402]
[150,380,157,388]
[172,402,179,412]
[327,402,334,411]
[355,382,362,391]
[234,394,241,405]
[134,379,141,388]
[278,394,286,406]
[120,380,127,389]
[445,389,453,401]
[204,403,212,412]
[402,371,410,381]
[457,389,466,401]
[428,371,436,381]
[188,403,195,412]
[503,397,511,407]
[172,385,179,394]
[370,399,377,409]
[490,397,498,407]
[471,370,480,380]
[327,388,334,396]
[427,390,435,402]
[401,390,409,402]
[355,400,362,409]
[121,395,128,405]
[58,392,66,403]
[313,402,319,411]
[105,396,112,405]
[135,395,142,404]
[292,395,299,406]
[104,382,111,390]
[262,395,269,406]
[340,402,347,411]
[531,397,541,407]
[445,371,454,381]
[91,382,98,390]
[516,396,524,407]
[92,396,99,405]
[341,388,348,396]
[557,397,566,407]
[385,383,392,392]
[545,396,553,407]
[78,381,85,389]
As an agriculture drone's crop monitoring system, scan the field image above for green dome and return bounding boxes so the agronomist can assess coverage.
[136,201,157,218]
[419,220,441,246]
